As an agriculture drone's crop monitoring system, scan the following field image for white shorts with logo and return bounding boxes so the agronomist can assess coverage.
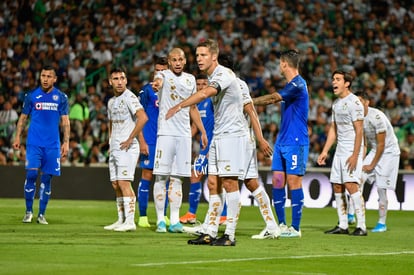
[330,153,363,185]
[109,143,139,181]
[363,151,400,190]
[153,135,191,177]
[208,135,248,178]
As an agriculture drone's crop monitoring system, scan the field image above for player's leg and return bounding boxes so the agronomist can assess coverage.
[37,173,52,224]
[153,175,168,232]
[23,169,38,223]
[271,144,287,228]
[137,168,153,228]
[180,171,203,224]
[246,179,280,239]
[347,181,367,236]
[104,180,125,230]
[167,176,184,232]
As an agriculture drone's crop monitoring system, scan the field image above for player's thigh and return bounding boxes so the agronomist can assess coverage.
[153,136,176,176]
[41,147,61,175]
[172,136,191,177]
[25,145,42,170]
[109,147,139,181]
[330,154,362,184]
[375,153,400,190]
[139,144,156,169]
[240,140,258,180]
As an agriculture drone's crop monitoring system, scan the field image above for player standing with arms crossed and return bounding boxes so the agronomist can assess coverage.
[104,67,148,232]
[14,65,70,225]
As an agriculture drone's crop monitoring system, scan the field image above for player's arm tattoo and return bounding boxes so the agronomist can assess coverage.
[253,93,282,106]
[14,114,28,138]
[61,115,70,143]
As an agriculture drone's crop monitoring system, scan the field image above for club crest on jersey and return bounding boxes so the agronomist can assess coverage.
[53,95,59,101]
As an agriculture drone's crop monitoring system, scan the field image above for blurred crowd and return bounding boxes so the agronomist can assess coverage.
[1,0,414,169]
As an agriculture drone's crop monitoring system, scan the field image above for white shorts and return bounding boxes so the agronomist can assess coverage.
[363,151,400,190]
[208,135,248,177]
[153,135,191,177]
[108,143,139,181]
[330,153,363,184]
[239,137,258,180]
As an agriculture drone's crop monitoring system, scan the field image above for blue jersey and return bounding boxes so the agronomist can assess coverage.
[276,75,309,146]
[197,98,214,155]
[138,83,159,145]
[22,86,69,149]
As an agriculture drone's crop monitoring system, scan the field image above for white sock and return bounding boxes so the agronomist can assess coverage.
[351,191,366,231]
[335,192,348,229]
[224,191,241,242]
[205,194,224,238]
[123,196,136,224]
[347,193,354,216]
[116,197,124,223]
[252,186,278,230]
[377,188,388,224]
[168,177,182,225]
[153,180,166,224]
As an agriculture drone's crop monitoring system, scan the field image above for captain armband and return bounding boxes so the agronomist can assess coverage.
[209,81,222,94]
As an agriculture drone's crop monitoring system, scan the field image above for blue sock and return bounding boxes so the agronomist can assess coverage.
[291,188,304,231]
[24,170,38,213]
[138,179,150,216]
[272,187,286,225]
[221,202,227,217]
[188,182,202,214]
[164,179,169,216]
[39,174,52,216]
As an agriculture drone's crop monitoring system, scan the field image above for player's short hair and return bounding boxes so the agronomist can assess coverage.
[154,56,168,66]
[197,39,219,55]
[110,67,127,76]
[277,49,301,69]
[354,90,369,100]
[42,64,55,73]
[196,73,208,80]
[332,69,353,87]
[218,53,234,70]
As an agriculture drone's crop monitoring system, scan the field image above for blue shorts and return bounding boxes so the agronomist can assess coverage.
[26,145,61,176]
[139,144,156,170]
[271,144,308,176]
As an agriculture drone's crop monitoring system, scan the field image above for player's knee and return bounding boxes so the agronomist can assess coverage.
[272,173,285,189]
[26,169,38,182]
[41,174,52,185]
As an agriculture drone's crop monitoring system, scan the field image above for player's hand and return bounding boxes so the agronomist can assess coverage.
[258,138,273,158]
[193,154,208,174]
[346,154,358,172]
[165,105,181,120]
[362,164,374,173]
[317,153,327,166]
[120,139,133,151]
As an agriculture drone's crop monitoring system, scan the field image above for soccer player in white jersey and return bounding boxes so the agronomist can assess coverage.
[166,39,250,246]
[151,48,207,234]
[317,70,367,236]
[104,67,148,232]
[354,91,400,233]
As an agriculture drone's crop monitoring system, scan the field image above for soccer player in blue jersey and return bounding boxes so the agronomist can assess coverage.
[136,56,168,228]
[13,65,70,225]
[253,50,309,238]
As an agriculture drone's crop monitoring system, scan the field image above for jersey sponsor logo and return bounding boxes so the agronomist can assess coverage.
[35,102,58,111]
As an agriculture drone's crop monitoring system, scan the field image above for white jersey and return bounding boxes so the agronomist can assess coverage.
[209,65,248,137]
[107,89,143,149]
[332,93,364,156]
[156,69,196,137]
[238,77,254,139]
[364,107,400,155]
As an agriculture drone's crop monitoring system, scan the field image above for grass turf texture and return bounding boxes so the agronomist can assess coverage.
[0,198,413,275]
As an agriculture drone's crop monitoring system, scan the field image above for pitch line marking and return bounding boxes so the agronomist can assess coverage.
[131,250,414,267]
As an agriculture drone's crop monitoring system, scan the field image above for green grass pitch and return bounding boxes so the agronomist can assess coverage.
[0,198,413,275]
